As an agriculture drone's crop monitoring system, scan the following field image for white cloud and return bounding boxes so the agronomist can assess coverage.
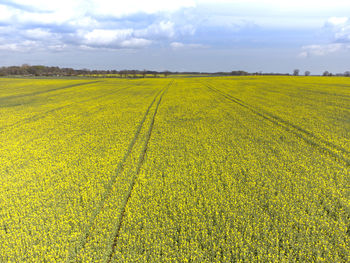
[299,43,348,57]
[299,16,350,57]
[136,21,176,39]
[170,42,185,49]
[83,29,133,46]
[90,0,196,17]
[199,0,350,10]
[47,44,67,51]
[68,17,99,28]
[170,42,206,49]
[0,43,20,51]
[0,4,13,22]
[327,17,350,42]
[2,0,350,54]
[18,10,75,25]
[326,17,348,26]
[6,0,350,16]
[24,28,55,40]
[202,15,257,30]
[0,25,14,35]
[5,0,196,20]
[81,29,152,49]
[120,38,152,48]
[0,1,199,51]
[0,40,39,52]
[4,0,84,12]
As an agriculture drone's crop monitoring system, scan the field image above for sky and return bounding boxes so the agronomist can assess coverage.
[0,0,350,74]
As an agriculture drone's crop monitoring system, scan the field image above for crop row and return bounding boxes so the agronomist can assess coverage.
[202,81,350,166]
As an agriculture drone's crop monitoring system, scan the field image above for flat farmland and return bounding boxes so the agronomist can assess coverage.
[0,76,349,262]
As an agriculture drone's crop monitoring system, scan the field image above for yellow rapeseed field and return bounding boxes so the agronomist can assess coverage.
[0,76,349,262]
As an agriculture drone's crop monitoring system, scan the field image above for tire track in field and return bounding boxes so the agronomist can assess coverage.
[203,81,350,166]
[12,83,137,148]
[104,81,171,263]
[65,82,170,263]
[0,81,101,104]
[217,81,350,157]
[0,82,144,134]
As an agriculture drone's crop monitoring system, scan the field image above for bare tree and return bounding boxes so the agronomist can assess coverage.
[323,71,330,76]
[344,71,350,77]
[293,69,300,76]
[305,71,310,76]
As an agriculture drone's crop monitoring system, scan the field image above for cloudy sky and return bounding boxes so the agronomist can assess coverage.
[1,0,350,73]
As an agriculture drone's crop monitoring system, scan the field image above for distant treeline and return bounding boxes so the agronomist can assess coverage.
[0,66,283,77]
[0,65,257,77]
[0,65,169,77]
[0,65,349,77]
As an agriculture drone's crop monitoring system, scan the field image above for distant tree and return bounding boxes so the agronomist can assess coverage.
[293,69,300,76]
[344,71,350,77]
[323,71,330,76]
[153,72,157,78]
[231,70,248,76]
[305,71,310,76]
[0,67,6,76]
[164,70,170,77]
